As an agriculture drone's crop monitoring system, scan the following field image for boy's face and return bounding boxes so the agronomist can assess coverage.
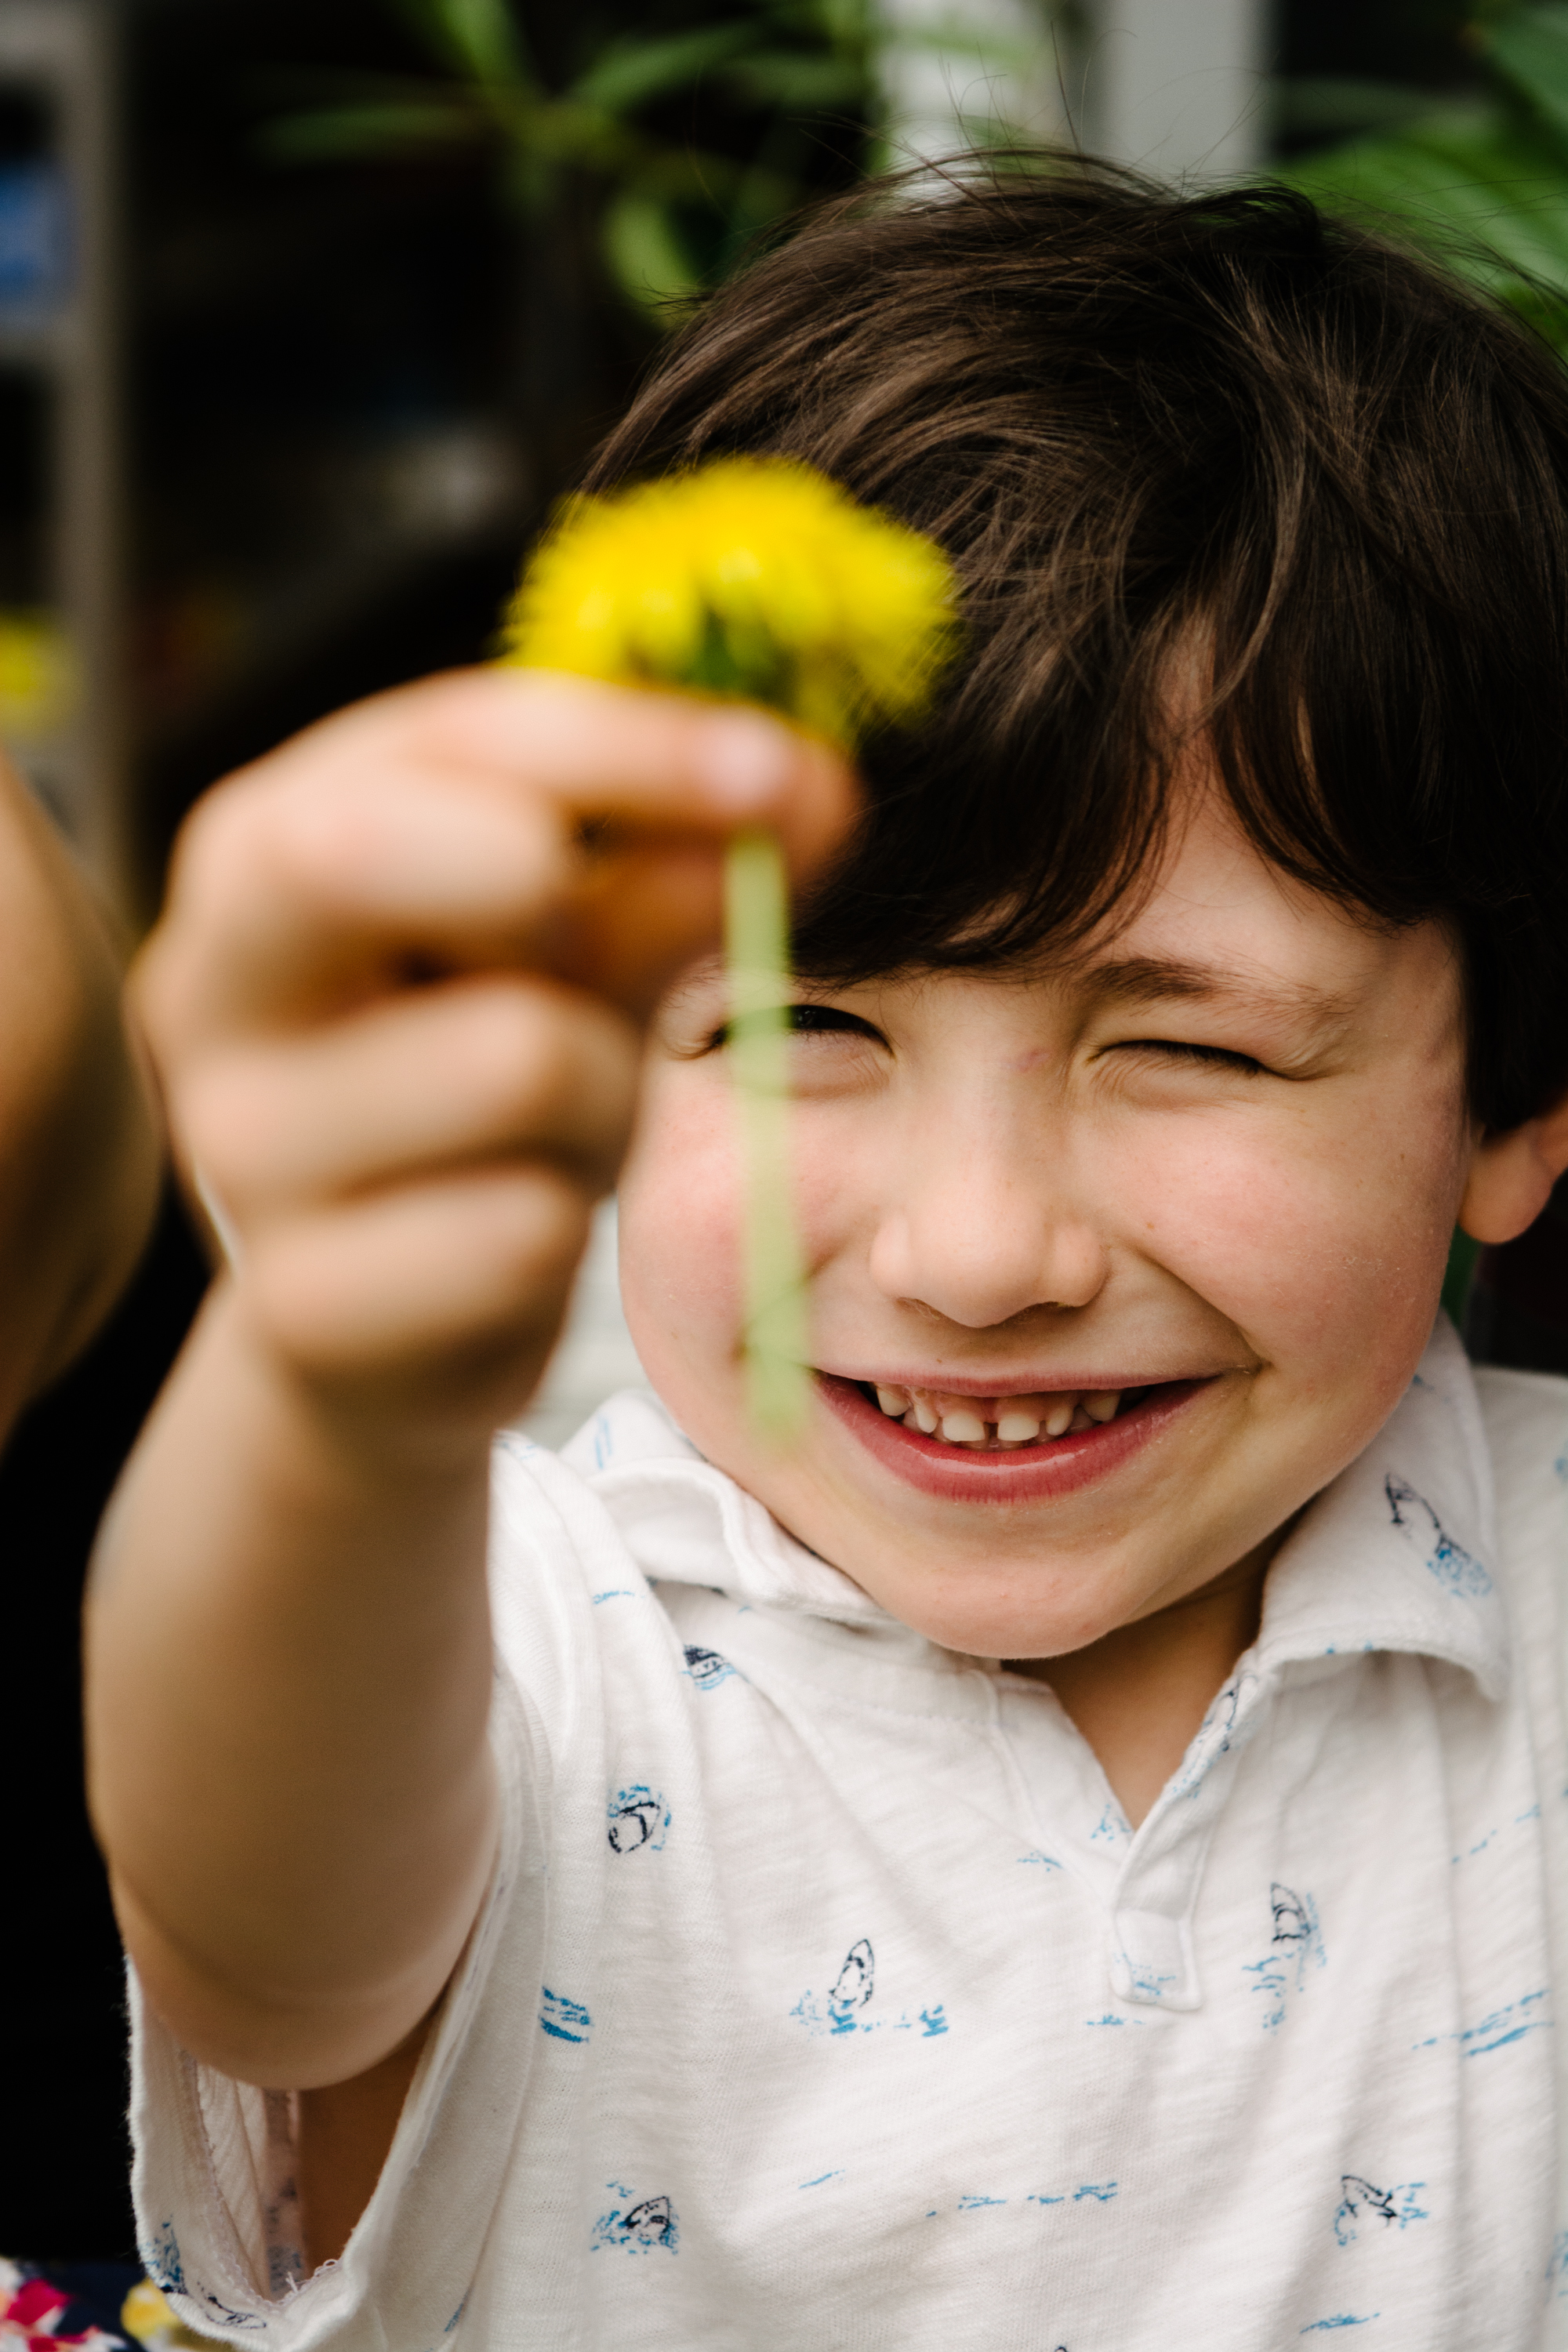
[618,784,1475,1659]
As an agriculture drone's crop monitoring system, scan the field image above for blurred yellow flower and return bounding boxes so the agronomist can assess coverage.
[0,610,77,740]
[501,456,957,746]
[121,2280,220,2350]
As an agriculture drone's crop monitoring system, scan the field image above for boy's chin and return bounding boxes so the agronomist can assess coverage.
[823,1520,1271,1664]
[829,1543,1189,1661]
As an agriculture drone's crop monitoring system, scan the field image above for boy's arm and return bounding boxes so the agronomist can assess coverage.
[0,753,160,1441]
[85,670,848,2092]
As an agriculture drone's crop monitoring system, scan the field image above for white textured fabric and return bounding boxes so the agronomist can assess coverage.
[131,1316,1568,2350]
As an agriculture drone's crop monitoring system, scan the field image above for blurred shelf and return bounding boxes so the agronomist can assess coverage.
[132,416,528,740]
[0,312,85,362]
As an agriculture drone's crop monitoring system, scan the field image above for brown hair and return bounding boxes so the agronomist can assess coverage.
[585,159,1568,1130]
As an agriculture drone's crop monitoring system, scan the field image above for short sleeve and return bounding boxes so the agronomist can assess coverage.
[129,1661,550,2352]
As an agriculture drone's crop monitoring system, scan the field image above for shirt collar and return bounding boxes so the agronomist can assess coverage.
[1253,1312,1506,1700]
[558,1314,1508,1698]
[560,1392,893,1627]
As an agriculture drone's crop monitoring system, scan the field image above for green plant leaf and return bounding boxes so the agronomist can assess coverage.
[1283,104,1568,337]
[630,143,748,201]
[569,24,764,117]
[1483,4,1568,140]
[1272,4,1568,354]
[720,50,869,108]
[602,187,708,311]
[1271,75,1446,143]
[772,0,876,44]
[879,18,1039,74]
[292,0,879,331]
[424,0,528,85]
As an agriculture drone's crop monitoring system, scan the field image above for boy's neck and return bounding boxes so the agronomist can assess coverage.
[1009,1537,1281,1829]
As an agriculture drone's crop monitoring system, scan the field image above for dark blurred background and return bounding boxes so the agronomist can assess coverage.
[4,0,1566,2266]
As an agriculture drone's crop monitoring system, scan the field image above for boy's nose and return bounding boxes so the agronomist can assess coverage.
[867,1194,1109,1331]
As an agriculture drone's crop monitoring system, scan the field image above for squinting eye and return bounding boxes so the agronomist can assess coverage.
[786,1004,883,1040]
[706,1004,884,1051]
[1120,1038,1265,1074]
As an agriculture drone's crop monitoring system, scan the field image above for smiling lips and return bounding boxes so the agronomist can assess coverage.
[868,1381,1134,1449]
[813,1369,1209,1502]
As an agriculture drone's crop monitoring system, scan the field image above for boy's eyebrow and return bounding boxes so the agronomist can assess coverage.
[1079,954,1361,1037]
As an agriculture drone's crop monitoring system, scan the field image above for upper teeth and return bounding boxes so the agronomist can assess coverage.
[870,1384,1125,1448]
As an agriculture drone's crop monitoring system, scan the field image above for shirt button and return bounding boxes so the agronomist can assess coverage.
[1109,1907,1200,2009]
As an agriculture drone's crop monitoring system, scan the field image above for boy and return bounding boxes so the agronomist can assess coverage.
[88,169,1568,2347]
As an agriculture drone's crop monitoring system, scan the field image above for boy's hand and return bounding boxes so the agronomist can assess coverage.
[136,667,851,1459]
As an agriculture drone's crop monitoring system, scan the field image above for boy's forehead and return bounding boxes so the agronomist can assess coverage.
[1062,790,1463,1014]
[881,803,1454,1018]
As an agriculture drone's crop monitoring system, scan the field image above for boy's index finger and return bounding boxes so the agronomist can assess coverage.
[140,667,856,1051]
[334,667,855,869]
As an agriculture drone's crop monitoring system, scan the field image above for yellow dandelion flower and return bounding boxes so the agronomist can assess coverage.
[501,456,956,749]
[503,458,960,1437]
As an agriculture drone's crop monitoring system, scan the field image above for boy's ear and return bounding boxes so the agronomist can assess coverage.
[1458,1091,1568,1246]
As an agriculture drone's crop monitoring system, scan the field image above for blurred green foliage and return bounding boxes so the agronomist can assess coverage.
[1282,3,1568,350]
[259,0,1042,325]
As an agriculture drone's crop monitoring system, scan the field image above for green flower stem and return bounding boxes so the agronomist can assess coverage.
[724,827,809,1438]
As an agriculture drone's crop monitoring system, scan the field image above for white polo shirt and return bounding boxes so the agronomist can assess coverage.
[131,1317,1568,2350]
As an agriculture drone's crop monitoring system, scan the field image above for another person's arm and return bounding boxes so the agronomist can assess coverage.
[85,670,848,2102]
[0,756,160,1445]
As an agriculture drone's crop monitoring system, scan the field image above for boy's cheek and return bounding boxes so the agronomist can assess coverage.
[1120,1094,1465,1392]
[618,1065,746,1390]
[620,1080,874,1341]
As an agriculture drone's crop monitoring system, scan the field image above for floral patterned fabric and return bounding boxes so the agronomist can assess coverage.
[0,2266,207,2352]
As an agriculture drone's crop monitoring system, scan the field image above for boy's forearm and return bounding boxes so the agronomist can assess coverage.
[85,1287,500,2089]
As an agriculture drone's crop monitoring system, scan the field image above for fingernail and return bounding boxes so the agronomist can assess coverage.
[695,709,797,812]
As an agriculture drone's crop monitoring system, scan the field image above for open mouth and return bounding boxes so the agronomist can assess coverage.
[813,1370,1210,1497]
